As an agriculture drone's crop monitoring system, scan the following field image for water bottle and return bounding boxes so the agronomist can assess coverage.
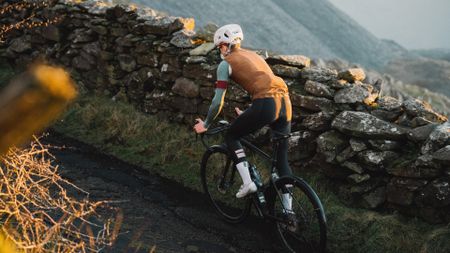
[248,164,265,205]
[249,163,263,188]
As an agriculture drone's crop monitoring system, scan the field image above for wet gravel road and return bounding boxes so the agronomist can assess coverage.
[43,132,275,253]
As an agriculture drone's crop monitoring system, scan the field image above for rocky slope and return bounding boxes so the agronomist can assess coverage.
[384,57,450,97]
[412,48,450,62]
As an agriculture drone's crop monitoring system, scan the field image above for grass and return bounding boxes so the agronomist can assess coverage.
[54,95,206,191]
[53,95,450,253]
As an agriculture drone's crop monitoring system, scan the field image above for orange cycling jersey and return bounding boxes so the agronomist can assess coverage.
[225,48,289,100]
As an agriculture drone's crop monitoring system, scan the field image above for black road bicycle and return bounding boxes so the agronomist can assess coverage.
[199,120,327,253]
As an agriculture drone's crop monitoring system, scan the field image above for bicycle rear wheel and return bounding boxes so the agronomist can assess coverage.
[269,176,327,253]
[200,145,251,223]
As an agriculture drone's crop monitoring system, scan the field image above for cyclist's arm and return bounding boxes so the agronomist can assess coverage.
[204,60,231,128]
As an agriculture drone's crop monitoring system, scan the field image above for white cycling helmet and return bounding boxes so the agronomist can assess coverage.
[213,24,244,46]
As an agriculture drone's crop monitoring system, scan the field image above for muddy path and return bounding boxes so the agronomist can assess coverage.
[42,132,275,253]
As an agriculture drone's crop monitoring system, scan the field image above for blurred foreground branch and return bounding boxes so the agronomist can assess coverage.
[0,64,77,155]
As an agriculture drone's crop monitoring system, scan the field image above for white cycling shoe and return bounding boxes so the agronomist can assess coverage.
[236,182,257,198]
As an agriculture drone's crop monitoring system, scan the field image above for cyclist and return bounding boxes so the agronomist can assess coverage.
[193,24,293,209]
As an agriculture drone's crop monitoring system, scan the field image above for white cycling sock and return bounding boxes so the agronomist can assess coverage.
[236,161,252,185]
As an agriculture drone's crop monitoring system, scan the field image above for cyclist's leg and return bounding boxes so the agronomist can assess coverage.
[270,95,293,177]
[226,98,276,162]
[270,95,294,212]
[226,98,276,196]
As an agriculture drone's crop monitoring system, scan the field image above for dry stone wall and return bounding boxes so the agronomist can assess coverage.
[1,0,449,223]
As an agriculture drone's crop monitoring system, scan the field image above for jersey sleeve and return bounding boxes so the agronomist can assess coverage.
[215,60,230,88]
[204,60,231,128]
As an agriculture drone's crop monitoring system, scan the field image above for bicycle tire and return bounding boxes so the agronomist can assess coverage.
[268,176,327,253]
[200,145,251,223]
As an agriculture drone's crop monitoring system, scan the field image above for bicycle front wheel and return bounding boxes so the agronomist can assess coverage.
[200,145,251,223]
[269,176,327,253]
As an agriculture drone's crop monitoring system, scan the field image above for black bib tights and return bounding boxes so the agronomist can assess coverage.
[225,97,292,177]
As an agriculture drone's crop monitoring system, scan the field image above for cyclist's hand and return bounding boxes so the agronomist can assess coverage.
[194,118,208,134]
[235,107,243,116]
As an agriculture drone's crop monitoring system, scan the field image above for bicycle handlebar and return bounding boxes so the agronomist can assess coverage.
[199,120,230,149]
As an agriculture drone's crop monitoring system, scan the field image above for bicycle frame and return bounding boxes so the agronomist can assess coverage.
[200,122,327,252]
[201,122,292,220]
[201,121,286,175]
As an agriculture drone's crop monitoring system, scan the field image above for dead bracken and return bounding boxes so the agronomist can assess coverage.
[0,138,120,252]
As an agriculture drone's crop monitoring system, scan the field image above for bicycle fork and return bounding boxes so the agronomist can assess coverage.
[217,158,235,193]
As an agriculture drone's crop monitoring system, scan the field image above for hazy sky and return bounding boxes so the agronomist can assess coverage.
[328,0,450,49]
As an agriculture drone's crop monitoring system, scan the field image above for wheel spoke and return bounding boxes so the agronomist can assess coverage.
[272,177,326,253]
[201,148,250,223]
